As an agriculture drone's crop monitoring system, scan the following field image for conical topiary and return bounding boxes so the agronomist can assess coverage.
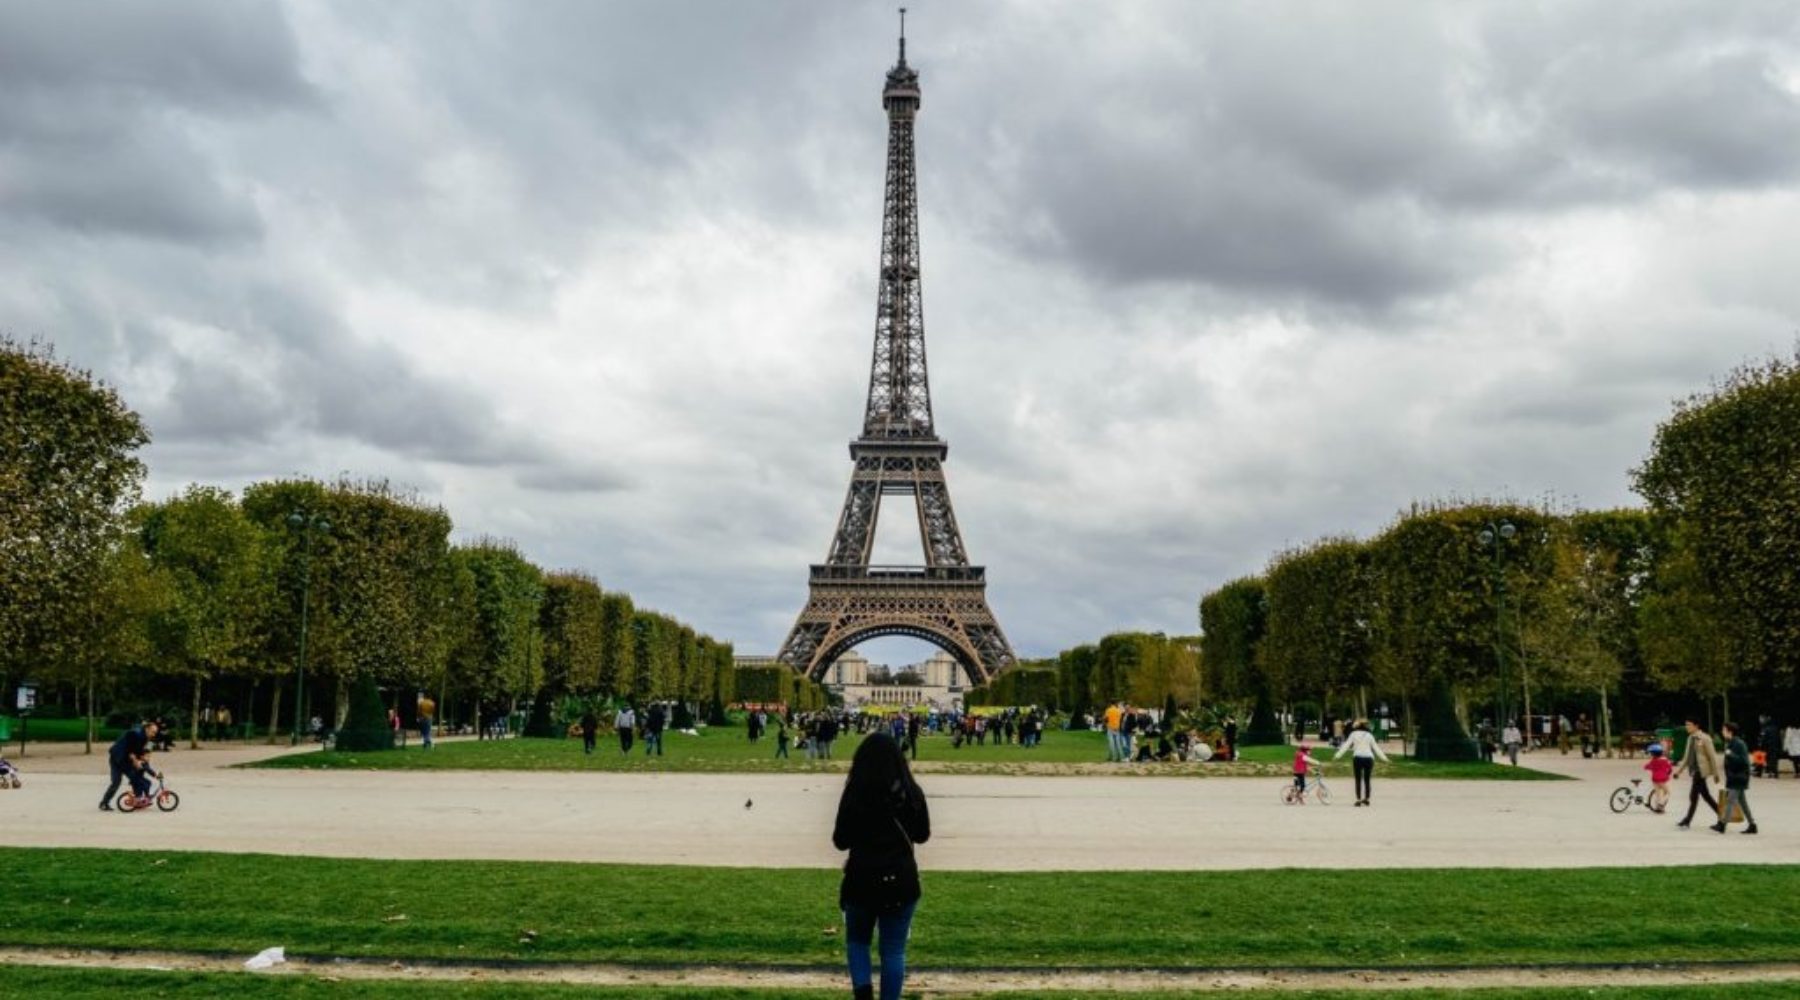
[335,673,395,751]
[1241,681,1286,746]
[523,688,558,738]
[1413,675,1479,761]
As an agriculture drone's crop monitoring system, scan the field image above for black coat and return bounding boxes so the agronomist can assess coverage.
[833,779,931,910]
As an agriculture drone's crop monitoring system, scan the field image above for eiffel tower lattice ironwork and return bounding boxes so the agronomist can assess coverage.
[776,19,1016,685]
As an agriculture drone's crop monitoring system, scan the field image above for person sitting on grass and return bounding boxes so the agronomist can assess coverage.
[1154,731,1176,761]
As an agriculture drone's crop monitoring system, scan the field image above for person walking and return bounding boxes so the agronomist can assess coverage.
[416,692,436,750]
[1759,716,1782,779]
[906,712,922,761]
[1576,713,1596,758]
[775,717,790,759]
[1674,716,1722,830]
[614,703,636,754]
[1501,720,1523,766]
[580,708,598,755]
[1334,718,1390,806]
[1222,715,1238,762]
[644,702,666,756]
[1713,721,1758,834]
[832,732,931,1000]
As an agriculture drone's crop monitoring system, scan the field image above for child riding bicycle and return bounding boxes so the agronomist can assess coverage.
[1293,743,1323,794]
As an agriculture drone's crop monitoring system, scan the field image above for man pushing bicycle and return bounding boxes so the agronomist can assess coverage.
[99,719,158,811]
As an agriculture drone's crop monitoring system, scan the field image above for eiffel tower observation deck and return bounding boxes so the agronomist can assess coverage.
[776,15,1016,685]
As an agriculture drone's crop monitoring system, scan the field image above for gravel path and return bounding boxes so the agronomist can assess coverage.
[4,946,1800,993]
[3,744,1792,870]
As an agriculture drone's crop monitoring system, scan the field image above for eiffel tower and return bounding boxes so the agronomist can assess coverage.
[776,16,1016,685]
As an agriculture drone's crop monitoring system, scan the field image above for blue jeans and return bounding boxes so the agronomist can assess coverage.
[420,720,433,748]
[843,899,917,1000]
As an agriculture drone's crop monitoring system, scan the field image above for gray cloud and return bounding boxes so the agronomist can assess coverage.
[2,1,1798,659]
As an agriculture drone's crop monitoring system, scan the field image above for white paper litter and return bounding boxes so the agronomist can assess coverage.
[244,946,287,970]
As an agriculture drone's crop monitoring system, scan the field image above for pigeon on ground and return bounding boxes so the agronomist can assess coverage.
[745,798,753,809]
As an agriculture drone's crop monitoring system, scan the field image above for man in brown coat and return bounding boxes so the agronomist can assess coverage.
[1674,716,1722,829]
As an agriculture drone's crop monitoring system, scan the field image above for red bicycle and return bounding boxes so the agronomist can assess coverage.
[117,769,180,813]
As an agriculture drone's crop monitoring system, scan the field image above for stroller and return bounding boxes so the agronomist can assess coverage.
[0,756,20,788]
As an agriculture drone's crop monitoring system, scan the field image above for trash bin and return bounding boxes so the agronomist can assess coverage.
[1656,727,1682,761]
[0,715,11,742]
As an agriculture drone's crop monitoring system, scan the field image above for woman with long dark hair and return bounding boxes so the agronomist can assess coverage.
[832,731,931,1000]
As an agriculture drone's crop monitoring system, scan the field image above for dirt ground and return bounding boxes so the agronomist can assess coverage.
[6,945,1800,993]
[3,741,1793,870]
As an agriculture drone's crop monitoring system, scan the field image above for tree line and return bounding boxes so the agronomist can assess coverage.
[1,338,733,748]
[1197,352,1800,756]
[964,632,1201,726]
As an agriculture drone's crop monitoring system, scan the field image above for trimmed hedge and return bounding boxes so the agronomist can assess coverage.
[334,674,395,751]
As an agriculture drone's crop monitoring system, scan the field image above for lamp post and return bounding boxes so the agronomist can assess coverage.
[1478,521,1517,733]
[287,511,330,746]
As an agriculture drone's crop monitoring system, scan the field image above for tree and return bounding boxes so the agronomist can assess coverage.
[58,532,166,752]
[1126,634,1199,712]
[1058,645,1097,726]
[451,540,544,729]
[136,486,272,748]
[1199,577,1281,743]
[1198,577,1266,702]
[597,592,635,696]
[531,572,605,737]
[1634,352,1800,699]
[1260,537,1373,718]
[1,339,149,692]
[243,478,457,729]
[1092,633,1146,707]
[1522,515,1649,750]
[1639,524,1741,711]
[1367,502,1557,729]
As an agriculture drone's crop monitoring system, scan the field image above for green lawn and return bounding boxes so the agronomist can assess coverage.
[0,967,1792,1000]
[250,727,1560,779]
[3,848,1788,970]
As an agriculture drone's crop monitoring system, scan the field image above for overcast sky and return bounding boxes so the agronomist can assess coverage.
[4,2,1798,663]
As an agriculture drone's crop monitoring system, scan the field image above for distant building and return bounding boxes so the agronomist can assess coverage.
[826,650,970,710]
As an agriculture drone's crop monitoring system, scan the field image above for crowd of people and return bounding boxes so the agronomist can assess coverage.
[1096,701,1234,764]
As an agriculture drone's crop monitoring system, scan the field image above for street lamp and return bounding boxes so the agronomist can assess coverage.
[1477,521,1517,734]
[287,511,331,746]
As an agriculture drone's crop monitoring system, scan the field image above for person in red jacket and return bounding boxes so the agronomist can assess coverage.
[1292,743,1322,795]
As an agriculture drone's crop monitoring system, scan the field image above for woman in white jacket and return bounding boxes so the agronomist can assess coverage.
[1334,719,1391,807]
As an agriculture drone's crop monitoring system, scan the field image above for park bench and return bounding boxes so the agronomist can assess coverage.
[1618,731,1658,757]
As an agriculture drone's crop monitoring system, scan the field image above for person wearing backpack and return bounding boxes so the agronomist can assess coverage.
[833,732,931,1000]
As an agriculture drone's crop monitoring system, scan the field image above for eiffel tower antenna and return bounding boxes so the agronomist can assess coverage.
[776,20,1016,687]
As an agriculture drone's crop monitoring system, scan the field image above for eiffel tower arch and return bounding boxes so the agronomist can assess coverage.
[777,20,1015,686]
